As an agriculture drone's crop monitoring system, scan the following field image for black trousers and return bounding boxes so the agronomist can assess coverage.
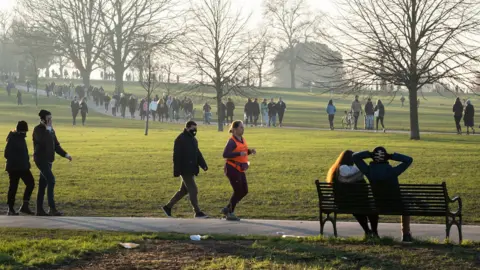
[225,164,248,213]
[7,170,35,207]
[376,116,385,130]
[454,115,462,132]
[81,112,87,125]
[278,111,285,124]
[328,114,335,129]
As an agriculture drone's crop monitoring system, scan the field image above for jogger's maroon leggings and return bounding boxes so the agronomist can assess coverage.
[225,164,248,212]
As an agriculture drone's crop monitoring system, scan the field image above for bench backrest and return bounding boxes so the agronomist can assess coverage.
[315,180,449,216]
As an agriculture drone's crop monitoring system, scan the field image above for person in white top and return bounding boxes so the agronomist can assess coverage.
[326,150,379,237]
[149,99,158,121]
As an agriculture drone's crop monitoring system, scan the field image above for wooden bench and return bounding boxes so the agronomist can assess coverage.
[315,180,463,243]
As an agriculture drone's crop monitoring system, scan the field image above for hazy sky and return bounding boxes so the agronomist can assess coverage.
[0,0,336,14]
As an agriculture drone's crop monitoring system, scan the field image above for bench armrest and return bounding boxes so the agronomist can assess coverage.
[447,196,462,216]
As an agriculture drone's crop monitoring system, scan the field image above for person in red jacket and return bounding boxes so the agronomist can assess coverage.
[221,120,256,221]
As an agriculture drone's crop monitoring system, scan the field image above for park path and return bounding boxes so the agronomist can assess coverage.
[0,216,474,243]
[12,84,474,136]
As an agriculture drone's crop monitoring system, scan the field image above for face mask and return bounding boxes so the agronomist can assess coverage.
[46,126,52,132]
[189,128,197,137]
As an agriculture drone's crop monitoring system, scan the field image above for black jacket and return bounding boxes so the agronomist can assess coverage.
[252,101,260,116]
[33,124,67,164]
[80,102,88,114]
[173,129,207,177]
[453,102,463,117]
[268,102,277,116]
[365,101,374,115]
[276,101,286,113]
[226,101,235,116]
[71,101,79,113]
[4,131,30,171]
[374,104,385,117]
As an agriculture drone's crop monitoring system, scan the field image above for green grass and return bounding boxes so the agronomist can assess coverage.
[31,78,480,132]
[1,89,480,224]
[0,228,479,269]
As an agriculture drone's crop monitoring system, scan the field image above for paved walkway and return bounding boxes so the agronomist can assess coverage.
[12,84,474,136]
[0,216,473,243]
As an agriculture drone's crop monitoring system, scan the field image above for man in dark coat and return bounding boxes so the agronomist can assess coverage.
[80,99,88,126]
[464,100,475,135]
[252,98,260,126]
[268,98,277,127]
[33,110,73,216]
[244,98,254,126]
[364,98,374,130]
[120,94,128,118]
[276,97,287,127]
[4,121,35,215]
[226,98,235,123]
[70,97,80,126]
[162,121,209,219]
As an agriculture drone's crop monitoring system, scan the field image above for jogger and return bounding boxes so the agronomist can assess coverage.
[222,120,256,221]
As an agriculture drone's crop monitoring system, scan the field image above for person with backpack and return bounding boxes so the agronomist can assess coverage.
[221,120,256,221]
[33,110,73,216]
[4,121,35,216]
[162,121,209,219]
[353,147,413,242]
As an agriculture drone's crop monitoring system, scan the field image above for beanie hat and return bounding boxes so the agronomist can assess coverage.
[16,120,28,132]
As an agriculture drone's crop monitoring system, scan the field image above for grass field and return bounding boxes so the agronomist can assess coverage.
[32,78,480,132]
[0,228,479,269]
[0,89,479,225]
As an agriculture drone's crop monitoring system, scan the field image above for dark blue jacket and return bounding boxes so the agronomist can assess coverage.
[353,151,413,186]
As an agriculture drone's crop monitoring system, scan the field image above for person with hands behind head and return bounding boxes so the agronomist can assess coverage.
[162,121,209,219]
[221,120,256,221]
[33,110,72,216]
[353,147,413,242]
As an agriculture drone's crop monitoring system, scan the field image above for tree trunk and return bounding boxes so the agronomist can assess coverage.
[115,68,125,93]
[216,85,224,132]
[258,67,263,88]
[408,88,420,140]
[289,62,296,89]
[145,95,150,135]
[81,70,91,88]
[18,60,26,82]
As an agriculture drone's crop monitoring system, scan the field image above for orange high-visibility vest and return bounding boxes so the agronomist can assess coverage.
[226,136,248,172]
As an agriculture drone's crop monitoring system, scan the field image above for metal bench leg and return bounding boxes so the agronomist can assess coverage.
[446,214,463,244]
[319,211,337,237]
[333,213,338,237]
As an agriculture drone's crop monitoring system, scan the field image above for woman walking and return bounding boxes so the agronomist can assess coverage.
[326,150,379,237]
[464,100,475,135]
[453,97,463,134]
[326,99,336,130]
[374,100,386,132]
[221,120,256,221]
[79,99,88,126]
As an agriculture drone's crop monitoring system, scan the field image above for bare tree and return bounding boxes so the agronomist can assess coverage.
[182,0,258,132]
[138,49,162,135]
[56,56,69,79]
[321,0,480,140]
[98,0,185,93]
[250,30,273,88]
[264,0,319,89]
[19,0,106,88]
[11,20,55,106]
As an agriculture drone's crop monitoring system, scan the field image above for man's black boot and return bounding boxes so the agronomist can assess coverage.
[48,208,64,216]
[7,205,19,216]
[36,207,49,216]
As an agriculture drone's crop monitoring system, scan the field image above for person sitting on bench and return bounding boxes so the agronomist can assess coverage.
[326,150,379,238]
[353,147,413,242]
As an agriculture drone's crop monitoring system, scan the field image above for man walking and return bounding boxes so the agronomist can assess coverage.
[268,98,277,127]
[226,98,235,124]
[70,97,79,126]
[33,110,73,216]
[351,95,363,130]
[162,121,209,218]
[252,98,260,126]
[276,97,287,127]
[364,98,374,130]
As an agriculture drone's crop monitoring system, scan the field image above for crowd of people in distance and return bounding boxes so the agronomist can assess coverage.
[326,95,387,132]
